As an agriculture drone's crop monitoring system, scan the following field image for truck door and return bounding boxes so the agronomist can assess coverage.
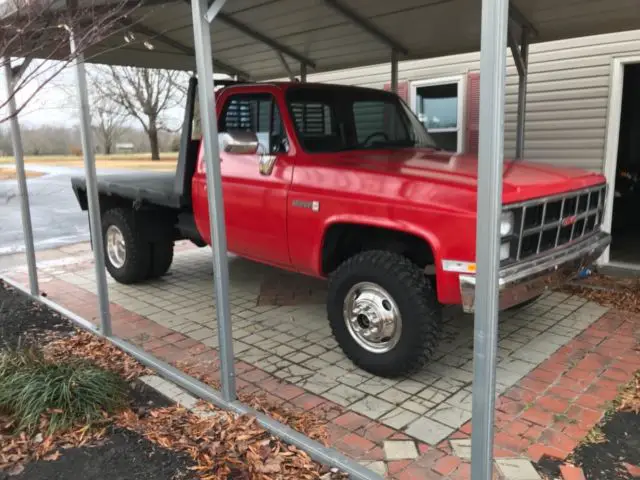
[192,89,293,267]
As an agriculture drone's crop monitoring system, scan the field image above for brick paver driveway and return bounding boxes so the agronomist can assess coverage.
[3,242,638,479]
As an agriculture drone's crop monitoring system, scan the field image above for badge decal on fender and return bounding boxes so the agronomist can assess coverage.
[292,200,320,212]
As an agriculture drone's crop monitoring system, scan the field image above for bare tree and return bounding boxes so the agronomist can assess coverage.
[93,66,184,160]
[90,80,126,154]
[0,0,141,124]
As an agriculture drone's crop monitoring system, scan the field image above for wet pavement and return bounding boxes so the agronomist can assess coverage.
[0,164,145,255]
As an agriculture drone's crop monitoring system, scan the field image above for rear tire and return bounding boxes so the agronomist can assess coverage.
[147,241,174,279]
[327,250,441,378]
[102,208,151,284]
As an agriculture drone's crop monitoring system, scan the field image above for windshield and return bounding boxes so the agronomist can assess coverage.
[286,86,438,153]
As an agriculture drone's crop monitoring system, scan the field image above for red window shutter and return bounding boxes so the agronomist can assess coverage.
[383,81,409,102]
[465,72,480,154]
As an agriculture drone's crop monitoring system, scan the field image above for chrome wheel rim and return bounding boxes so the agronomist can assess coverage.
[343,282,402,354]
[106,225,126,268]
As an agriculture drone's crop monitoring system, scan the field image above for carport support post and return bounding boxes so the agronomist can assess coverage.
[300,63,307,82]
[2,58,39,296]
[69,33,112,336]
[191,0,237,402]
[390,49,399,93]
[471,0,509,478]
[515,28,529,160]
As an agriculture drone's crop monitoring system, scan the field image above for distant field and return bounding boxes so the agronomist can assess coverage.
[0,168,45,180]
[0,153,178,171]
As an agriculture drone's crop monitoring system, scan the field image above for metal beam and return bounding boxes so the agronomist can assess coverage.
[324,0,408,55]
[300,63,307,82]
[69,30,113,336]
[390,49,399,93]
[216,11,316,67]
[515,27,529,160]
[121,18,251,79]
[276,51,295,81]
[205,0,226,23]
[2,58,39,296]
[11,58,32,81]
[507,27,525,77]
[508,3,538,37]
[191,0,237,403]
[471,0,509,479]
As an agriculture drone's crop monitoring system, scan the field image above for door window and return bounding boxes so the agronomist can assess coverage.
[220,93,288,154]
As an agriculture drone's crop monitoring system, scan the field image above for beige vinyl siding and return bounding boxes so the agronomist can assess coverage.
[305,29,640,172]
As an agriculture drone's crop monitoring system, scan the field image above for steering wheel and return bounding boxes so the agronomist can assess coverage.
[362,131,390,146]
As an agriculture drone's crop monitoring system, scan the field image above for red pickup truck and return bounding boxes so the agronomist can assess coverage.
[72,78,611,377]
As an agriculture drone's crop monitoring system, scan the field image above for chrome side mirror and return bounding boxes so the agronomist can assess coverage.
[218,131,277,176]
[258,154,277,176]
[219,131,259,154]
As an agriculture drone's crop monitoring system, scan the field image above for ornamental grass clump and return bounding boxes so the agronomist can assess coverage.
[0,347,128,433]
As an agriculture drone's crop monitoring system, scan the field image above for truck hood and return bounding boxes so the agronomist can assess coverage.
[336,149,606,204]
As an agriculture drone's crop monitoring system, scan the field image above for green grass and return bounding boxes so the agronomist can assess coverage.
[0,348,128,433]
[554,413,578,425]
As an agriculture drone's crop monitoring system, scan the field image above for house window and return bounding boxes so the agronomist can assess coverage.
[412,78,463,153]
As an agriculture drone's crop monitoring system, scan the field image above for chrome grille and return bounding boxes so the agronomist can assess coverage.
[505,184,606,264]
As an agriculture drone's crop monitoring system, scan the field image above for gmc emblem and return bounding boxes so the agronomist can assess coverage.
[562,215,577,227]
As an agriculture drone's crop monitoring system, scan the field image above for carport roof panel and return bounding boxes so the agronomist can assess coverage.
[34,0,640,77]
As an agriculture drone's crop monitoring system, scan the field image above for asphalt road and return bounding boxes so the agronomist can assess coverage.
[0,165,143,256]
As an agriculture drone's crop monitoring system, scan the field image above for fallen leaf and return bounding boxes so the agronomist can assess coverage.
[43,451,61,462]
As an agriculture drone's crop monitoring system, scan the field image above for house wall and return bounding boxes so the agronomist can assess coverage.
[304,29,640,172]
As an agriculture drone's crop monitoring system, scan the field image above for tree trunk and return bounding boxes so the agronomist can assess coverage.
[104,140,112,155]
[148,127,160,160]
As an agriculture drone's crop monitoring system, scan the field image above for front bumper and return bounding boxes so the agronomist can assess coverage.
[459,231,611,313]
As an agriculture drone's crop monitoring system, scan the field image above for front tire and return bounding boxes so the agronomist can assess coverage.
[102,208,151,284]
[327,250,441,378]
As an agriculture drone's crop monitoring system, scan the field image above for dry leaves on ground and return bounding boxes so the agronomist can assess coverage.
[0,412,108,474]
[43,331,152,381]
[176,361,329,445]
[117,406,343,480]
[3,331,336,479]
[46,334,329,446]
[617,371,640,414]
[561,273,640,313]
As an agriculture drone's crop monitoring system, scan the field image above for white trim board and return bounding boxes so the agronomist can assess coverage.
[600,55,640,265]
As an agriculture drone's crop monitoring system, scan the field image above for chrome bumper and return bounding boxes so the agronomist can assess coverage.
[459,231,611,313]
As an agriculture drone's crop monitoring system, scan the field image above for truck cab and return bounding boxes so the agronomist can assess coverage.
[72,77,611,377]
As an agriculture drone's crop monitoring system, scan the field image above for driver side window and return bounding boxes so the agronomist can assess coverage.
[219,93,288,154]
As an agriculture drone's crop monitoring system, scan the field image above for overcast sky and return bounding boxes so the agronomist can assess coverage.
[3,60,184,130]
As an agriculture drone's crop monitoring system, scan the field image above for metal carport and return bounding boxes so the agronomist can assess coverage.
[2,1,639,479]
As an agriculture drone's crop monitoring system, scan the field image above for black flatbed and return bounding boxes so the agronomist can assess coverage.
[71,172,186,210]
[71,77,201,214]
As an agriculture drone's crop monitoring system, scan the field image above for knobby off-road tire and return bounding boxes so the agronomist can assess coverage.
[327,250,442,378]
[102,208,151,284]
[147,241,174,279]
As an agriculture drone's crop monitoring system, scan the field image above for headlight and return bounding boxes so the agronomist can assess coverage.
[500,242,511,261]
[500,211,514,237]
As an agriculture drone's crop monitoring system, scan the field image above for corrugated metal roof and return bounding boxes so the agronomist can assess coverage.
[13,0,640,78]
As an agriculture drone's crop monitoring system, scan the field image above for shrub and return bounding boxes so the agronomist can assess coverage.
[0,348,128,433]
